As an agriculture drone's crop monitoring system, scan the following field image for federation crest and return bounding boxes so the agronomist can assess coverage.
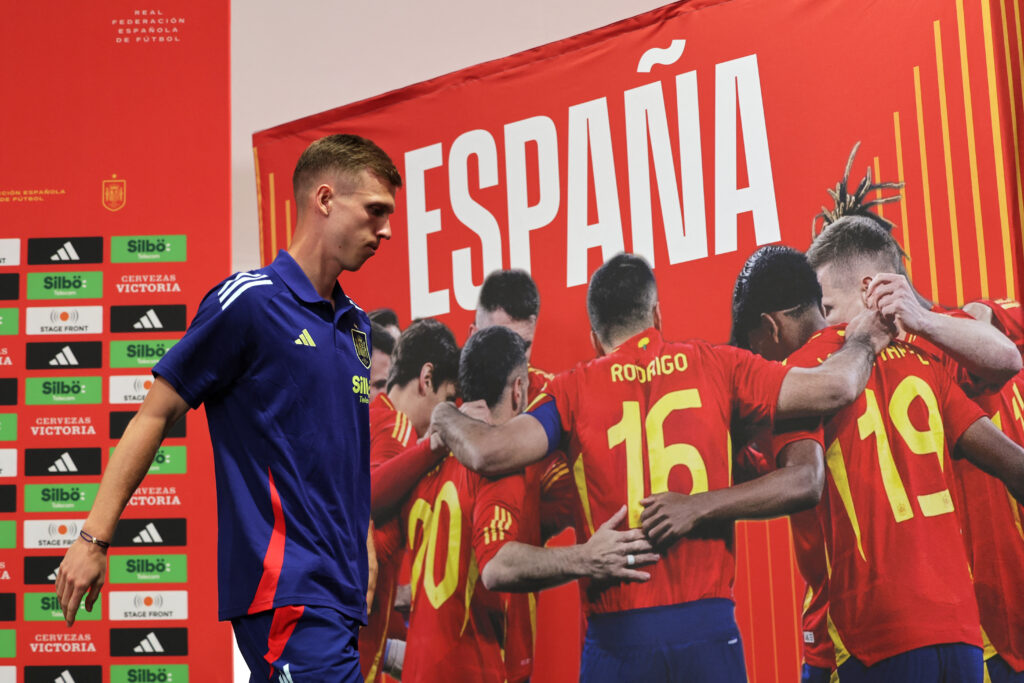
[102,175,126,212]
[351,328,371,369]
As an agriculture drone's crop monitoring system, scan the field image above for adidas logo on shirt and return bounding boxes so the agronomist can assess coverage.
[50,242,80,262]
[133,309,163,329]
[279,664,294,683]
[48,345,79,366]
[294,329,316,347]
[133,522,164,544]
[48,452,78,473]
[133,632,165,653]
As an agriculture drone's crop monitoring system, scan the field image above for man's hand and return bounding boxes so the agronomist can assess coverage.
[54,537,107,626]
[639,492,712,548]
[864,273,929,335]
[458,399,492,424]
[582,506,659,583]
[845,306,898,355]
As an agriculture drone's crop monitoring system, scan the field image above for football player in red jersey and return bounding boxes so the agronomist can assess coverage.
[729,245,837,683]
[402,326,654,683]
[756,221,1024,682]
[471,268,578,682]
[432,253,897,682]
[360,319,460,682]
[808,229,1023,682]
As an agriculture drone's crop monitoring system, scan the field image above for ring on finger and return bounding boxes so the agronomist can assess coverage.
[627,553,636,567]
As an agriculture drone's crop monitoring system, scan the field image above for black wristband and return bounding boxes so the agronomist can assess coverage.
[80,529,110,550]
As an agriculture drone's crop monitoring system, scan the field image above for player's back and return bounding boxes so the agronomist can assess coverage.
[538,327,788,615]
[401,455,523,683]
[781,326,983,666]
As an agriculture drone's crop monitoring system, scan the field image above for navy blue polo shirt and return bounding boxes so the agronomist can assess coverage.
[154,250,372,622]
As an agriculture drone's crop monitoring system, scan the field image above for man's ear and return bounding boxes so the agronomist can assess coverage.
[653,301,663,332]
[315,183,333,216]
[761,312,781,343]
[590,329,607,358]
[511,374,526,413]
[418,362,434,396]
[468,322,477,339]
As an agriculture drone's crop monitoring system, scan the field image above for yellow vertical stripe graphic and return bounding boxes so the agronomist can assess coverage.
[913,66,941,302]
[269,172,278,260]
[253,147,266,266]
[956,0,991,298]
[572,455,596,535]
[934,20,967,305]
[894,112,914,280]
[997,0,1024,255]
[285,199,293,248]
[981,0,1016,296]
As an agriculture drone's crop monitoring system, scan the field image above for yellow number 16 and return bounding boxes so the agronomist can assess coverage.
[607,389,708,527]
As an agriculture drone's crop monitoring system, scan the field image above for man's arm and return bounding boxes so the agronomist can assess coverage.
[371,438,446,518]
[775,308,894,419]
[480,506,658,593]
[366,523,378,612]
[431,402,551,476]
[55,377,189,625]
[639,439,824,547]
[868,273,1021,384]
[955,417,1024,503]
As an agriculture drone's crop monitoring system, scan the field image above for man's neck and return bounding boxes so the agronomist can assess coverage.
[288,235,340,303]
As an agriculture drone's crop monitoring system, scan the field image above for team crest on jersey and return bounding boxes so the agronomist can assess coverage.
[351,328,371,368]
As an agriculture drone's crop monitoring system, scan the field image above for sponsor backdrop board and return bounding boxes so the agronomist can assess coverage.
[255,0,1024,681]
[1,2,231,681]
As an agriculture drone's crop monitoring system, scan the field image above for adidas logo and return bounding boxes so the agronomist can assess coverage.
[133,309,163,330]
[48,345,80,366]
[54,671,76,683]
[132,522,164,544]
[279,664,294,683]
[133,631,165,653]
[48,452,78,473]
[48,569,58,581]
[294,329,316,347]
[50,241,80,262]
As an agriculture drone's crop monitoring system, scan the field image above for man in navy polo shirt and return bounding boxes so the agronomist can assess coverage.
[56,134,401,681]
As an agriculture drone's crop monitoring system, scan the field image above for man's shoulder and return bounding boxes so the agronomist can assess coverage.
[202,267,281,314]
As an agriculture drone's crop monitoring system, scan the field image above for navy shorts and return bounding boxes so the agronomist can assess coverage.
[579,598,746,683]
[803,662,832,683]
[232,604,362,682]
[837,643,982,683]
[987,654,1024,683]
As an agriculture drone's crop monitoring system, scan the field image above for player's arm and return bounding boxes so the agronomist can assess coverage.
[366,522,378,612]
[480,506,658,593]
[431,401,552,476]
[775,308,895,418]
[955,417,1024,503]
[639,439,823,548]
[371,438,446,518]
[867,273,1020,383]
[55,377,189,626]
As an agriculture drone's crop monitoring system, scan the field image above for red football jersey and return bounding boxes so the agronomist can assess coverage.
[774,326,985,667]
[504,365,569,683]
[735,432,834,670]
[530,327,790,615]
[952,299,1024,671]
[360,394,417,682]
[401,455,525,683]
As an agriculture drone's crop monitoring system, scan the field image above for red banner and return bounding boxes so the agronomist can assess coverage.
[1,3,232,682]
[254,0,1024,680]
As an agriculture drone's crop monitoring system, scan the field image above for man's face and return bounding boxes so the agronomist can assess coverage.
[368,349,391,402]
[475,308,536,359]
[326,169,396,272]
[816,262,865,325]
[429,380,458,410]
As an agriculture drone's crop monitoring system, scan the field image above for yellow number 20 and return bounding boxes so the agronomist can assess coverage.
[407,481,462,609]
